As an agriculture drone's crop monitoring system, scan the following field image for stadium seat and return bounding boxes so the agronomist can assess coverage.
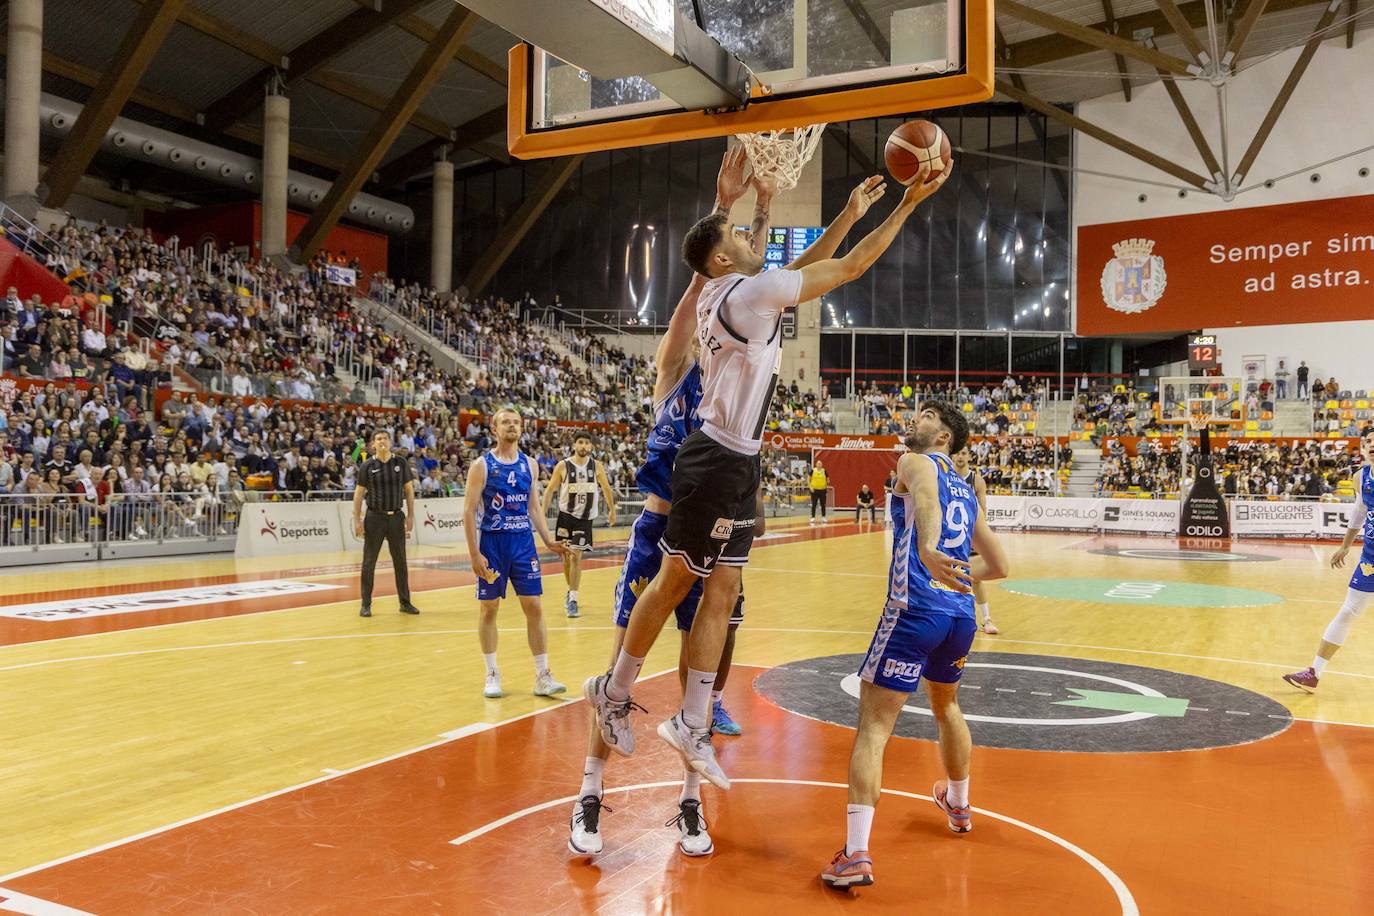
[1325,400,1339,409]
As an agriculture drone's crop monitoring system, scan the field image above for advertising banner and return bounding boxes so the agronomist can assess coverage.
[1076,193,1374,334]
[413,497,467,546]
[985,495,1025,529]
[1180,460,1230,538]
[1229,500,1320,537]
[336,501,420,553]
[323,264,357,287]
[1318,503,1365,538]
[236,502,345,557]
[1021,497,1102,529]
[764,432,901,452]
[1100,499,1180,533]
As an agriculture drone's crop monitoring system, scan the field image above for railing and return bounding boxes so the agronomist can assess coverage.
[0,491,239,555]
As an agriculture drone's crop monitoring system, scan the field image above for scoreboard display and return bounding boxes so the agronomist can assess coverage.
[1188,334,1219,370]
[739,227,825,270]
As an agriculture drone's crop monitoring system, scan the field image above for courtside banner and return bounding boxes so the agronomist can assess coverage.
[1076,193,1374,334]
[336,501,420,552]
[985,495,1025,529]
[764,432,901,452]
[1022,497,1101,529]
[1100,499,1179,533]
[236,502,345,557]
[1229,500,1319,537]
[413,497,466,546]
[1318,503,1363,538]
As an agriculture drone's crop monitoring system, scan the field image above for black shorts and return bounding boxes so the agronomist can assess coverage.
[662,429,761,577]
[555,512,594,552]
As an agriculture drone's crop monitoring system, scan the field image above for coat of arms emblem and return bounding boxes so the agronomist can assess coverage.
[1100,238,1167,314]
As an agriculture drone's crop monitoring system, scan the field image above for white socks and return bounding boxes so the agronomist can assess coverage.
[483,652,498,675]
[569,590,578,601]
[1313,656,1330,675]
[534,653,549,677]
[682,666,716,730]
[977,603,990,622]
[681,770,702,804]
[947,777,970,808]
[607,648,645,701]
[710,689,724,706]
[845,804,874,856]
[579,756,605,800]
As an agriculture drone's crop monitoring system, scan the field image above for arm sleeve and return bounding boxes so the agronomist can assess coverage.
[723,269,803,338]
[401,460,414,484]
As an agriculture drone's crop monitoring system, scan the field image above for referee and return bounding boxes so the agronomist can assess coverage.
[352,429,420,617]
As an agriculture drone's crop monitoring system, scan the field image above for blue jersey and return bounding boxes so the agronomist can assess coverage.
[1358,465,1374,554]
[888,452,977,618]
[478,451,534,533]
[636,363,704,501]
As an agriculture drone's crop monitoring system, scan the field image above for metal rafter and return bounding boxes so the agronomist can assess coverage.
[995,80,1210,188]
[293,5,477,260]
[1233,0,1344,184]
[44,0,189,208]
[1101,0,1133,101]
[462,155,584,297]
[999,0,1198,75]
[201,0,433,132]
[375,105,508,188]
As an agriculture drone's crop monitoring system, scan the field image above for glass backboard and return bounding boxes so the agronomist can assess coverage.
[508,0,993,158]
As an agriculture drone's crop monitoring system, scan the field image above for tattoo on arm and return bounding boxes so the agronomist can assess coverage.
[750,200,772,257]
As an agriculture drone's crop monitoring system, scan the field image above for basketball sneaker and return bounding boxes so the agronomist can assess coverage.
[1282,667,1320,693]
[981,619,999,635]
[483,671,503,698]
[932,779,972,833]
[584,674,642,756]
[657,713,731,790]
[667,799,713,856]
[820,849,874,889]
[534,671,567,697]
[710,700,742,736]
[568,794,608,855]
[565,594,580,619]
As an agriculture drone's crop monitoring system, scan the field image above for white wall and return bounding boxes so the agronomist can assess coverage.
[1075,30,1374,382]
[1209,319,1374,389]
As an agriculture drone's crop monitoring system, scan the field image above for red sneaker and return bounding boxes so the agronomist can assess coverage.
[932,779,972,833]
[820,848,874,889]
[1282,667,1320,693]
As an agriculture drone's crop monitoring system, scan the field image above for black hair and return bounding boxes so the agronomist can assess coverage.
[574,432,592,443]
[681,213,728,276]
[911,400,969,455]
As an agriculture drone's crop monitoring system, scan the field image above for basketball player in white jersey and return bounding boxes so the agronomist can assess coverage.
[587,158,950,794]
[951,444,998,634]
[541,432,617,618]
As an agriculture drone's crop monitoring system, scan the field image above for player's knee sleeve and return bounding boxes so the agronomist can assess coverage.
[1321,589,1372,646]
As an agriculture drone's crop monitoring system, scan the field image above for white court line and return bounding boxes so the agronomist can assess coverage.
[1293,716,1374,730]
[0,668,677,884]
[450,778,1139,916]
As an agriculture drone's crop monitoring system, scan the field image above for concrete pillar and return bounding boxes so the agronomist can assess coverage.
[4,0,43,215]
[430,157,454,293]
[260,93,290,258]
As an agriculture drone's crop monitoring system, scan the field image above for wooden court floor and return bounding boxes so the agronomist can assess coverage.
[2,520,1372,913]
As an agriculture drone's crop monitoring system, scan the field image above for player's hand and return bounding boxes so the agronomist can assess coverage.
[471,553,495,583]
[547,539,571,559]
[404,515,414,536]
[750,171,778,203]
[901,161,951,208]
[715,145,750,209]
[353,517,363,538]
[919,546,973,594]
[1331,546,1350,569]
[845,175,887,219]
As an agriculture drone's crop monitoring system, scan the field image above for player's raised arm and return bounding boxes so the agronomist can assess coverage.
[794,164,949,303]
[654,273,707,398]
[786,176,886,270]
[747,173,775,258]
[901,451,972,593]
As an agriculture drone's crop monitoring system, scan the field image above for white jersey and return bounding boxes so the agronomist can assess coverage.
[695,269,802,455]
[556,456,600,520]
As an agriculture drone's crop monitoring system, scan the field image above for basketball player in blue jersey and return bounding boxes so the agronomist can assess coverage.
[951,444,998,634]
[570,149,761,858]
[1283,428,1374,692]
[821,402,1009,890]
[462,407,570,700]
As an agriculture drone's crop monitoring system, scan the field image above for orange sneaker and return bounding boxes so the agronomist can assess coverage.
[820,848,874,889]
[932,779,972,833]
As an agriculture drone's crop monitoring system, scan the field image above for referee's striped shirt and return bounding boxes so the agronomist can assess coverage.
[360,455,412,511]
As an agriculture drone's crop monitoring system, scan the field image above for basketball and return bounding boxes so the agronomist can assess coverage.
[884,119,951,187]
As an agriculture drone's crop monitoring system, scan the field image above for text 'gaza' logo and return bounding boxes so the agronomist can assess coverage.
[1100,238,1167,315]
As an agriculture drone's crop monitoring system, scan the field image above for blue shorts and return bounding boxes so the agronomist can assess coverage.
[615,509,746,631]
[1350,553,1374,593]
[858,603,978,692]
[476,530,543,600]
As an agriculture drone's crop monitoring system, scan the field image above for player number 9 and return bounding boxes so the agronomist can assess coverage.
[941,501,969,550]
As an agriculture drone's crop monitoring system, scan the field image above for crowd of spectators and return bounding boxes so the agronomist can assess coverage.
[861,377,1043,438]
[1096,437,1359,499]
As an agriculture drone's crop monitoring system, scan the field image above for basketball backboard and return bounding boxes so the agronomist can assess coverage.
[502,0,993,158]
[1157,377,1246,430]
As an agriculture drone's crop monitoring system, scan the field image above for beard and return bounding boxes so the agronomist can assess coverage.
[906,426,938,452]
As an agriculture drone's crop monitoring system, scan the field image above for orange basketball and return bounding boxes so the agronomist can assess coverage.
[884,119,951,187]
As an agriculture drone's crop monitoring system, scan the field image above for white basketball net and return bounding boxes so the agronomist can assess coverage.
[734,123,826,191]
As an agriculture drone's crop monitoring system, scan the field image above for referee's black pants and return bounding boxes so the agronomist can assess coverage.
[810,488,827,518]
[360,509,410,606]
